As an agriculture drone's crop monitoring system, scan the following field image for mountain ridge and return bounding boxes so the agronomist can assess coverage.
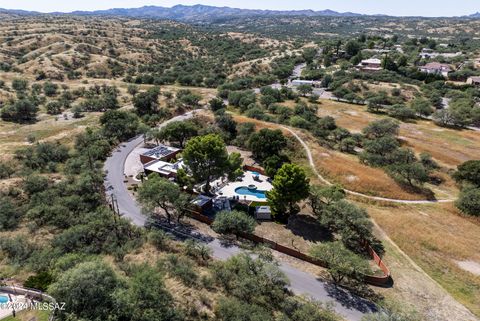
[0,4,479,20]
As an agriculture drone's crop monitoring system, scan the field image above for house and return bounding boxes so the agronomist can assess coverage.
[140,144,181,164]
[143,159,185,179]
[467,76,480,86]
[291,79,321,87]
[356,58,382,72]
[419,62,452,77]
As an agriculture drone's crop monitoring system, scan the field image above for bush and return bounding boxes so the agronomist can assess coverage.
[455,186,480,216]
[24,271,54,291]
[164,254,198,287]
[212,210,256,238]
[148,230,171,251]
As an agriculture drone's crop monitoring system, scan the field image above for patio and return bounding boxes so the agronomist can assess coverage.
[215,170,273,203]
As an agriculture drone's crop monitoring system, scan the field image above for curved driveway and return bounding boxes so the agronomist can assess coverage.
[103,111,376,321]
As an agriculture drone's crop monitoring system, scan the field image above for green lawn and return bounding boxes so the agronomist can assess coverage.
[1,309,50,321]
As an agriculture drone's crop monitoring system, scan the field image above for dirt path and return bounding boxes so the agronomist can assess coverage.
[282,126,455,204]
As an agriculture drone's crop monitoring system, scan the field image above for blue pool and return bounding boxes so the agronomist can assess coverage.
[235,186,267,199]
[249,171,261,176]
[0,295,8,303]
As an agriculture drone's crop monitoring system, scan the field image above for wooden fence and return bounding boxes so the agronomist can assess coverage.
[242,165,266,175]
[186,210,391,286]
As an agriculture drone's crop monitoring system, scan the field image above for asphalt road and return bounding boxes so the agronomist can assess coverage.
[103,111,376,321]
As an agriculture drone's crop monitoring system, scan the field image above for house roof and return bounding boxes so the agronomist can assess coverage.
[360,58,382,64]
[142,144,180,160]
[420,62,452,72]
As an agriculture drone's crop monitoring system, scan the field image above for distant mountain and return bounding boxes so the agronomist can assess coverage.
[2,4,479,20]
[0,4,364,21]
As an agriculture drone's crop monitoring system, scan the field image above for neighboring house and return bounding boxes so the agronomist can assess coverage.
[356,58,382,72]
[139,144,181,164]
[419,62,452,77]
[467,76,480,86]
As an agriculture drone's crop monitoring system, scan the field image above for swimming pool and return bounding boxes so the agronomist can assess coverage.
[235,186,267,199]
[249,171,260,176]
[0,295,9,303]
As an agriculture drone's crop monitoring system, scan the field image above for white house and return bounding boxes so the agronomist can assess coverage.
[291,79,321,87]
[419,62,452,77]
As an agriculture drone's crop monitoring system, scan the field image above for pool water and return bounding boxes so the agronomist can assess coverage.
[235,186,267,199]
[0,295,8,303]
[249,171,260,176]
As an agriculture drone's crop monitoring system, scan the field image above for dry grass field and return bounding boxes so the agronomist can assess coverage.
[316,99,480,169]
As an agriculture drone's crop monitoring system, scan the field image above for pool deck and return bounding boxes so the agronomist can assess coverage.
[0,292,27,319]
[216,171,273,203]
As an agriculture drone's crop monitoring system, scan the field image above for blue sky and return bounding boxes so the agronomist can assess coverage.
[1,0,479,17]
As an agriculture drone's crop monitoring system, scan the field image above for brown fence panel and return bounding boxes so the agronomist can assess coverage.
[243,165,266,175]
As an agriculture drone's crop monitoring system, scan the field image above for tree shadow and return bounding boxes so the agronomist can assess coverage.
[396,182,436,200]
[287,214,333,242]
[146,217,215,244]
[323,282,378,314]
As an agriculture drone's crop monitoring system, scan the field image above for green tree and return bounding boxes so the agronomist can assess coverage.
[212,210,256,238]
[1,98,38,123]
[267,164,310,220]
[12,78,28,92]
[248,129,287,161]
[387,162,429,187]
[0,161,15,179]
[46,101,63,115]
[115,266,182,321]
[100,110,139,142]
[345,40,361,57]
[0,197,21,230]
[455,186,480,217]
[314,199,378,253]
[387,105,416,121]
[310,241,370,284]
[138,174,189,223]
[410,98,433,117]
[215,297,272,321]
[127,84,138,97]
[212,253,289,308]
[43,81,58,96]
[359,136,400,167]
[297,84,313,97]
[133,87,160,116]
[453,160,480,187]
[183,134,229,194]
[227,152,243,181]
[308,185,346,214]
[48,261,120,320]
[362,119,400,139]
[209,97,226,111]
[158,120,198,148]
